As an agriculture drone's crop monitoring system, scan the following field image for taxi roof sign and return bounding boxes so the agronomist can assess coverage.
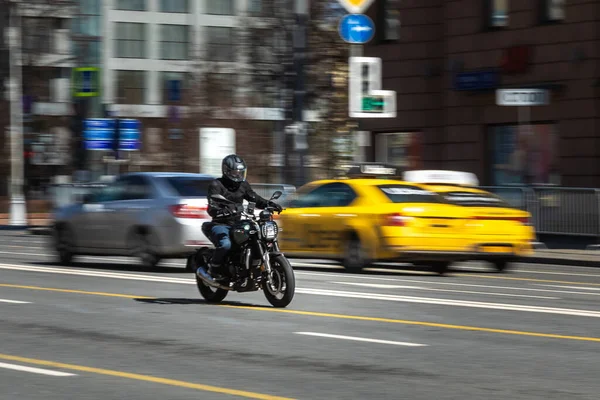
[343,162,402,179]
[403,170,479,187]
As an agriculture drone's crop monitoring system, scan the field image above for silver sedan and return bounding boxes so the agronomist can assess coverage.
[51,172,215,268]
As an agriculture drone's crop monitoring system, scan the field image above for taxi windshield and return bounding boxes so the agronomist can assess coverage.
[377,185,445,203]
[441,191,510,208]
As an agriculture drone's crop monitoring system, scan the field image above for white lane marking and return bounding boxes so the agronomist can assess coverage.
[0,362,76,376]
[5,263,600,318]
[330,281,559,300]
[297,288,600,318]
[296,271,600,297]
[294,332,427,347]
[0,298,31,304]
[535,284,600,291]
[0,263,194,284]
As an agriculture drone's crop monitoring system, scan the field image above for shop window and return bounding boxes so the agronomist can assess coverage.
[488,123,560,186]
[375,132,422,170]
[485,0,508,28]
[541,0,565,23]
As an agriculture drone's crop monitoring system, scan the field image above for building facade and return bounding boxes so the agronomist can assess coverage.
[362,0,599,187]
[100,0,293,177]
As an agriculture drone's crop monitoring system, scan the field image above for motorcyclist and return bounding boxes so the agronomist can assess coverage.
[196,154,283,283]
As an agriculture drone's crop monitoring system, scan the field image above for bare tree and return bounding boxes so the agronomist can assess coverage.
[239,0,353,182]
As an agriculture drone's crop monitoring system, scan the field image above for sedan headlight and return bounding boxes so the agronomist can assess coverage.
[261,221,278,240]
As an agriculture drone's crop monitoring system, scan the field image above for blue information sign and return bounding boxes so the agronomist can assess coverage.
[454,70,500,91]
[84,119,114,151]
[339,14,375,44]
[84,118,141,152]
[118,119,141,152]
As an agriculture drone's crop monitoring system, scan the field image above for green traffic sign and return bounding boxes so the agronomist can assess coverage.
[362,96,385,112]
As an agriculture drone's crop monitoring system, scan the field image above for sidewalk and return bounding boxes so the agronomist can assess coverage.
[522,249,599,267]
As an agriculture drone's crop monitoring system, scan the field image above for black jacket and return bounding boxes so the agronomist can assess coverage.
[207,178,270,225]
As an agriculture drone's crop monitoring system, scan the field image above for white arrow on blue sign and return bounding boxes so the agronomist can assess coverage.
[339,14,375,44]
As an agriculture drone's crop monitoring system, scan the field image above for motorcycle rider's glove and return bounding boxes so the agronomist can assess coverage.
[269,201,283,213]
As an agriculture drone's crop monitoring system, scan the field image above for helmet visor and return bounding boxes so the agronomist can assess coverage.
[227,167,247,182]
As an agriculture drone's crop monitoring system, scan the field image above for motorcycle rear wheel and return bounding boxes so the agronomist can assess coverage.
[262,254,295,308]
[196,274,229,303]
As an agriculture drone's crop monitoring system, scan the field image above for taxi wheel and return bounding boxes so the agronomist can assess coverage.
[430,261,450,275]
[493,260,510,273]
[342,235,370,273]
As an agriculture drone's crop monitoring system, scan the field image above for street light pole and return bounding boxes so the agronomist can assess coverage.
[7,0,27,226]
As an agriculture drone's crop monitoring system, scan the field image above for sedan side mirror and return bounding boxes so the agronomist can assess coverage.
[270,191,283,200]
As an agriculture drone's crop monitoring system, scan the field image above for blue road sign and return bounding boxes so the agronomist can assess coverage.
[339,14,375,44]
[454,70,500,91]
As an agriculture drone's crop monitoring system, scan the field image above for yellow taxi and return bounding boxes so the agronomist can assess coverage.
[278,163,475,274]
[403,170,536,272]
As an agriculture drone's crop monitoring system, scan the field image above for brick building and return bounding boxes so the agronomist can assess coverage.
[361,0,599,187]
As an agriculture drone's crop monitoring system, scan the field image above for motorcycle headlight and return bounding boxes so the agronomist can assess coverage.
[261,221,278,240]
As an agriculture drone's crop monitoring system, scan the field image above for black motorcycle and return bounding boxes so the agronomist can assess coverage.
[190,190,295,308]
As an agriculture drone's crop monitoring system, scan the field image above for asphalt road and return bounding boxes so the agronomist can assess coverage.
[1,231,600,399]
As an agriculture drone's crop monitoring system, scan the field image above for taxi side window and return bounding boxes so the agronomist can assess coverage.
[320,183,357,207]
[290,183,356,208]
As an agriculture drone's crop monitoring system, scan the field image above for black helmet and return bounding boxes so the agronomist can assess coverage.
[222,154,247,183]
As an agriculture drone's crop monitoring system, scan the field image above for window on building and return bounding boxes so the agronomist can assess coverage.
[542,0,565,22]
[114,22,146,58]
[116,70,146,104]
[205,73,234,107]
[487,0,508,28]
[115,0,145,11]
[23,18,51,54]
[377,0,400,42]
[161,71,189,103]
[206,0,234,15]
[205,27,235,62]
[375,132,422,170]
[160,25,189,60]
[488,124,560,185]
[248,0,274,16]
[160,0,188,13]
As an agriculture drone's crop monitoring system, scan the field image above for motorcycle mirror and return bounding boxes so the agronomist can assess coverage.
[270,191,283,200]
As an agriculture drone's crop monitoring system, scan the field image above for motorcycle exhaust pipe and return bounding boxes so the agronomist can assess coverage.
[198,275,233,291]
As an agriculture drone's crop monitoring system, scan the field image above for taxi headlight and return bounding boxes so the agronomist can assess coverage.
[261,221,278,240]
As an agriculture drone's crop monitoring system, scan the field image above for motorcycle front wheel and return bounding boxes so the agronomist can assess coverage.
[262,254,295,308]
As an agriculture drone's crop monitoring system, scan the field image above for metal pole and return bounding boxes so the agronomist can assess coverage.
[292,0,308,187]
[350,44,363,162]
[7,1,27,226]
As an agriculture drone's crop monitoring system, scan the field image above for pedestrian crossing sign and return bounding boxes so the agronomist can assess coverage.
[72,67,100,97]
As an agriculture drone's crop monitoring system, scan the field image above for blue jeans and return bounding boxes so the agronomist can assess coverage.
[209,225,232,266]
